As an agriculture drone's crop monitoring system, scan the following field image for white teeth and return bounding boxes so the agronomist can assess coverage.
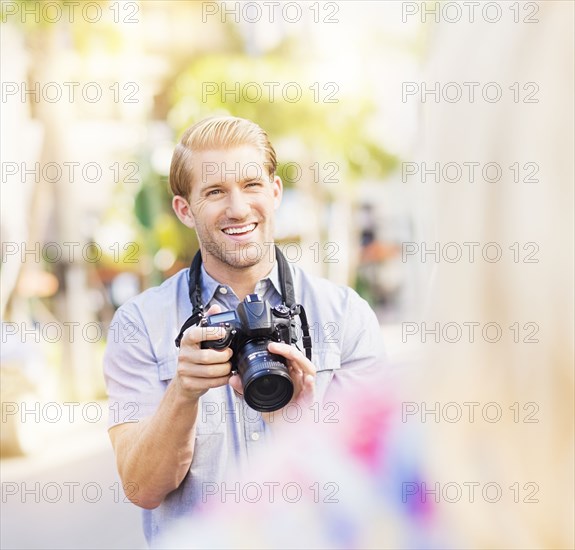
[223,223,256,235]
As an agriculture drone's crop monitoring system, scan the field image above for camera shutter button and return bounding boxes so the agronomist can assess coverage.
[274,305,290,318]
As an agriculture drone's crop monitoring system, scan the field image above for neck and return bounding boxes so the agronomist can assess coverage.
[202,252,276,301]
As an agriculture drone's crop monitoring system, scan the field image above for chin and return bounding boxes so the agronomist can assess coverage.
[221,240,273,267]
[227,260,259,269]
[201,245,257,269]
[222,254,263,270]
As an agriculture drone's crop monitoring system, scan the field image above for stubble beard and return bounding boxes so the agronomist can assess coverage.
[196,223,275,271]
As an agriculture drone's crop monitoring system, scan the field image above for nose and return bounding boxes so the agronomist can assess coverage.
[225,189,250,220]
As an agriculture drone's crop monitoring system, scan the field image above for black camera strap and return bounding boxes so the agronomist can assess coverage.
[276,246,295,309]
[175,246,313,361]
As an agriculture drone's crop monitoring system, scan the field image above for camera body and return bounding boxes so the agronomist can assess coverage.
[201,294,297,412]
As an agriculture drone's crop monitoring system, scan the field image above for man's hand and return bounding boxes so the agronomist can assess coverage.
[109,304,232,509]
[228,341,316,422]
[175,304,233,402]
[267,342,316,407]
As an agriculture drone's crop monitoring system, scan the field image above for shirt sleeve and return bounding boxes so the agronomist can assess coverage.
[327,290,386,400]
[103,303,168,428]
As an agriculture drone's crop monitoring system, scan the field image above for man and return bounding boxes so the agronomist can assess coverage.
[104,115,384,546]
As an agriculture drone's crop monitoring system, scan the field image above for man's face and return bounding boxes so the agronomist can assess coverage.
[186,145,282,271]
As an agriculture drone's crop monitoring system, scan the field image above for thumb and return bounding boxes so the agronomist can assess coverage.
[205,303,222,316]
[229,373,244,396]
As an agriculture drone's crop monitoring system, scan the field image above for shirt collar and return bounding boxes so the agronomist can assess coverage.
[199,262,282,305]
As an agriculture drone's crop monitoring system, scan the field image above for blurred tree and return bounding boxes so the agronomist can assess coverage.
[1,0,121,400]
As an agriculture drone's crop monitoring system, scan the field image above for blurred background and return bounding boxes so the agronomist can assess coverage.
[1,1,573,549]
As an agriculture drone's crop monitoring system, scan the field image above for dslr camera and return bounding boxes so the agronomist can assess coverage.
[201,294,300,412]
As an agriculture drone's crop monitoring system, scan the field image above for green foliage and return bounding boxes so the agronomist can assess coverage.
[167,53,398,182]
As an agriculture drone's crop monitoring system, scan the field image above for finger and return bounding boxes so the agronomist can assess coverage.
[303,374,315,395]
[181,324,229,346]
[179,304,226,346]
[178,345,233,365]
[298,374,316,406]
[268,342,316,377]
[178,360,232,379]
[205,304,222,316]
[176,373,231,397]
[283,358,302,395]
[207,375,234,389]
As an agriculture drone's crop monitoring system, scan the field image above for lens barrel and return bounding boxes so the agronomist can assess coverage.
[236,339,294,412]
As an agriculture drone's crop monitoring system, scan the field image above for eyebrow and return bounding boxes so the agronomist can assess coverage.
[200,176,265,191]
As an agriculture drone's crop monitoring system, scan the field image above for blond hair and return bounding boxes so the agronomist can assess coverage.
[169,116,277,197]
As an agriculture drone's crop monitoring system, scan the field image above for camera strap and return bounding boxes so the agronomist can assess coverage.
[174,246,312,361]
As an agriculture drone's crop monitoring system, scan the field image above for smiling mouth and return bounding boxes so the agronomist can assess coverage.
[222,223,257,236]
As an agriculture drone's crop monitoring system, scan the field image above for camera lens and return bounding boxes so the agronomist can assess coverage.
[236,340,294,412]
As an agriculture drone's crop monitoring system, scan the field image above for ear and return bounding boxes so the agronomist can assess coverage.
[172,195,195,229]
[272,175,283,210]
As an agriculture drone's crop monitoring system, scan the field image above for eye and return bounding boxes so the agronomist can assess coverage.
[206,188,222,197]
[245,181,263,189]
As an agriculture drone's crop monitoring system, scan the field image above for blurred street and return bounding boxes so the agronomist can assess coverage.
[0,405,146,550]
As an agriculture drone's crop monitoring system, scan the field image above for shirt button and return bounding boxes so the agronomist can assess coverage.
[218,286,228,295]
[251,432,260,441]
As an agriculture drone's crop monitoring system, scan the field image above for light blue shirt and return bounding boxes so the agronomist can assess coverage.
[103,260,385,546]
